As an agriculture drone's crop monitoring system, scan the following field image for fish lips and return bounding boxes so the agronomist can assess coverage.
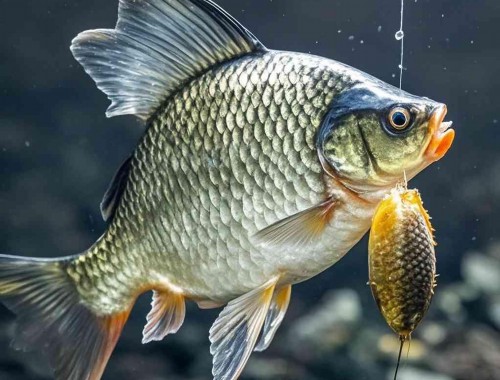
[424,104,455,162]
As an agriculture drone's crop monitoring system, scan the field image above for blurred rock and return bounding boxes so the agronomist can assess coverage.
[287,289,361,353]
[105,352,174,380]
[245,358,310,380]
[462,253,500,294]
[430,327,500,380]
[419,322,448,346]
[393,367,454,380]
[377,335,427,361]
[488,295,500,329]
[486,241,500,260]
[435,284,469,323]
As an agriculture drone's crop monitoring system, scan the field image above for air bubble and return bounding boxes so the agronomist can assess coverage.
[395,30,404,40]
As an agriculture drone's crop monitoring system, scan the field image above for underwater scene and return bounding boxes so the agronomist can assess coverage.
[0,0,499,379]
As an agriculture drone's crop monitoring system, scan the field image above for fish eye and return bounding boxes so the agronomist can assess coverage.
[388,107,411,130]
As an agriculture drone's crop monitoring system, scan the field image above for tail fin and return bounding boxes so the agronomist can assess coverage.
[0,254,130,380]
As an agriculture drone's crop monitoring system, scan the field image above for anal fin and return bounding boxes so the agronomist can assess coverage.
[209,278,278,380]
[142,289,186,344]
[255,284,291,352]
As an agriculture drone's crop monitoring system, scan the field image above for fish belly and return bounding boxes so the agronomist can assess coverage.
[86,51,373,305]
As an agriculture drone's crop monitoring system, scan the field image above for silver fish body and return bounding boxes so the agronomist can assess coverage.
[70,51,378,310]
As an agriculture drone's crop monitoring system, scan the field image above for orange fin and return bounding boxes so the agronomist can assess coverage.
[255,284,291,352]
[88,312,131,380]
[142,290,185,344]
[252,199,337,249]
[0,255,131,380]
[209,277,278,380]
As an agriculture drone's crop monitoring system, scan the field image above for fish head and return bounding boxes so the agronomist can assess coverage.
[317,80,455,194]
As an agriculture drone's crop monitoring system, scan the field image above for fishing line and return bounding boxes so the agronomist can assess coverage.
[401,336,412,377]
[396,0,405,89]
[393,336,405,380]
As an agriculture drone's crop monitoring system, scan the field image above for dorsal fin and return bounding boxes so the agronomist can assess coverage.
[100,156,132,222]
[70,0,266,122]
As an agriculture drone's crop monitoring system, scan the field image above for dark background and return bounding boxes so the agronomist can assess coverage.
[1,0,499,379]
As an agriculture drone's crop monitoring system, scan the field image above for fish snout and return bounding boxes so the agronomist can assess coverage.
[424,104,455,163]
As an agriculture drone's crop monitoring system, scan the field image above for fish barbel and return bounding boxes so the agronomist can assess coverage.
[0,0,454,379]
[369,185,438,379]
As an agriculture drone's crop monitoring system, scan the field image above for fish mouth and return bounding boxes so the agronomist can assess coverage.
[424,104,455,162]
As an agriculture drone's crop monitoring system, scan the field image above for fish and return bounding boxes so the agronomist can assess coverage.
[0,0,455,379]
[368,185,438,380]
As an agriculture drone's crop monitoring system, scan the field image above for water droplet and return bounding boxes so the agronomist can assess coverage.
[348,35,355,41]
[25,141,30,147]
[377,25,382,32]
[470,40,474,44]
[392,73,396,78]
[360,40,364,44]
[395,30,404,40]
[337,29,342,34]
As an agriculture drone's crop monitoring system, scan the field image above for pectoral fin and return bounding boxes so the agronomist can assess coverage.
[209,278,278,380]
[252,198,337,250]
[142,290,185,344]
[255,284,291,352]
